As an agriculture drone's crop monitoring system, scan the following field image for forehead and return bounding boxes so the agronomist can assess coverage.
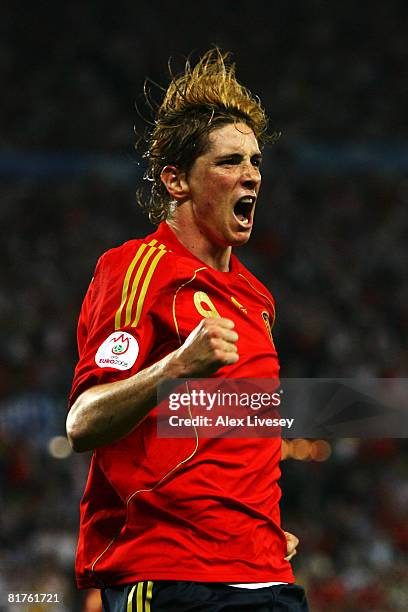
[206,122,260,156]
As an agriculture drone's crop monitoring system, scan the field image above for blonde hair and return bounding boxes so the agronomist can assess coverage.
[138,48,273,224]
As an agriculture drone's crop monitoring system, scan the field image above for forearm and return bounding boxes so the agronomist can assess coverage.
[66,350,184,452]
[67,317,238,452]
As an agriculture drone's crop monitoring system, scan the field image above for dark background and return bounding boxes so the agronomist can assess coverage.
[0,1,407,610]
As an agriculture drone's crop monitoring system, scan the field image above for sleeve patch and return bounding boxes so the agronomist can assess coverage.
[95,332,139,370]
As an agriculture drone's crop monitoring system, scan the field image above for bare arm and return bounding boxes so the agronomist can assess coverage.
[66,318,238,452]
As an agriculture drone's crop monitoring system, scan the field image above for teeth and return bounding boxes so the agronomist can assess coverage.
[239,197,254,204]
[242,218,249,224]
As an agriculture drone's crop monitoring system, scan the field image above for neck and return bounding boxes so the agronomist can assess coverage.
[166,215,232,273]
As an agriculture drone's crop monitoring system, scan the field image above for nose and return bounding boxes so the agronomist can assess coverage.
[241,162,261,190]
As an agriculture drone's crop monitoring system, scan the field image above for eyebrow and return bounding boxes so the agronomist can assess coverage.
[215,152,263,163]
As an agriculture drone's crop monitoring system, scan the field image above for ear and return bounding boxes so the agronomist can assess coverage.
[160,165,190,201]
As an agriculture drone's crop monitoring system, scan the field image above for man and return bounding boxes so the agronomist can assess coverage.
[67,49,308,611]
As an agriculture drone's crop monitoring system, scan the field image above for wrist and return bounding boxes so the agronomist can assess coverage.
[161,349,190,379]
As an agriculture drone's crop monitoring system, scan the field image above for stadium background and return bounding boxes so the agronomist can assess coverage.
[1,1,407,610]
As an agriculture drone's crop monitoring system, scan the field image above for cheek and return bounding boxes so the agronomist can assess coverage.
[206,171,236,194]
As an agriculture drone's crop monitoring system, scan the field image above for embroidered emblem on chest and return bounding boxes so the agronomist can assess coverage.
[230,296,248,314]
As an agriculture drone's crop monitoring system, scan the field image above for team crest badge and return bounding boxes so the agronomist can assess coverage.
[261,310,273,343]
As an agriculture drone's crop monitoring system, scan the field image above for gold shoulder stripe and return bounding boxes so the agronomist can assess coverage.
[115,242,153,330]
[125,243,165,327]
[114,240,166,330]
[131,247,167,327]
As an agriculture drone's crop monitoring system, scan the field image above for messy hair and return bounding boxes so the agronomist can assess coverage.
[138,48,274,224]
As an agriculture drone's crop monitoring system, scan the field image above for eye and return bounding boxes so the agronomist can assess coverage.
[252,157,262,168]
[218,157,240,165]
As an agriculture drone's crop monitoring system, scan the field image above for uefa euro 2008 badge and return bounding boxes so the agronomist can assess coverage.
[95,332,139,370]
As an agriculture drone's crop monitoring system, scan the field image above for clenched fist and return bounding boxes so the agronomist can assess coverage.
[173,317,239,377]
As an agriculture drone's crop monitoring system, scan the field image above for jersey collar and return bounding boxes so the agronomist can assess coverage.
[150,222,240,275]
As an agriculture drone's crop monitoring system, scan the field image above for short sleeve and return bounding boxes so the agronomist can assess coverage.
[68,243,167,408]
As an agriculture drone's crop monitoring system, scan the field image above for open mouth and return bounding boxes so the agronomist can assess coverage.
[233,195,255,227]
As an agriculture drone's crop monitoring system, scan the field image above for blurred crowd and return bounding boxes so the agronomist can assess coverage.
[1,1,407,153]
[1,1,407,610]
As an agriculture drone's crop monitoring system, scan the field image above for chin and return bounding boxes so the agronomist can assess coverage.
[230,232,251,247]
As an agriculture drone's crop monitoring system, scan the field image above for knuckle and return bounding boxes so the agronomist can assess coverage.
[213,349,223,362]
[209,337,219,349]
[207,327,218,339]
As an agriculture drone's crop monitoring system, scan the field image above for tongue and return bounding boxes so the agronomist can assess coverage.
[236,213,246,222]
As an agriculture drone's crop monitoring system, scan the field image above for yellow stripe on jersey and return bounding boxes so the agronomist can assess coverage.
[124,244,161,327]
[127,584,137,612]
[131,247,167,327]
[115,243,152,329]
[114,239,166,330]
[145,581,153,612]
[136,582,144,612]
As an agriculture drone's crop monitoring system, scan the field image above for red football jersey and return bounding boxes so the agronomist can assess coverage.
[69,222,295,589]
